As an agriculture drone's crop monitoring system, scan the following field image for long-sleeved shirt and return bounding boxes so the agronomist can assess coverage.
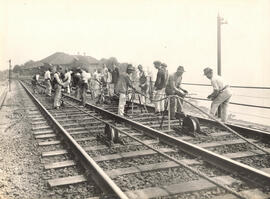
[115,73,133,94]
[102,67,109,82]
[111,67,119,84]
[53,72,63,86]
[81,71,91,83]
[154,68,166,90]
[44,71,51,80]
[64,71,72,83]
[165,73,183,94]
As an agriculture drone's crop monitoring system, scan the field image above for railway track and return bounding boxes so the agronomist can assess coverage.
[21,80,270,198]
[17,81,102,198]
[85,94,270,176]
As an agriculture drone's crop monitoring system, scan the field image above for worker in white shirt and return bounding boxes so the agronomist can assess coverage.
[79,69,91,106]
[203,67,232,122]
[52,66,65,109]
[44,68,52,96]
[63,70,73,95]
[92,69,99,98]
[32,73,40,94]
[102,64,109,83]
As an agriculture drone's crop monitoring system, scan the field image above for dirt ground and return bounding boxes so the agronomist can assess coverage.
[0,81,47,199]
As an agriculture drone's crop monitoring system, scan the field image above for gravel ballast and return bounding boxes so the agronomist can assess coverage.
[0,82,48,199]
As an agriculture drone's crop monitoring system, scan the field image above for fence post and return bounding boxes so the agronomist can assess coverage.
[168,96,171,130]
[9,60,11,92]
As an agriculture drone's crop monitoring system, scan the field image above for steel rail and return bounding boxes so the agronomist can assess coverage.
[30,81,270,186]
[19,81,129,199]
[173,95,270,155]
[32,80,270,141]
[60,92,270,188]
[130,100,270,141]
[64,100,247,199]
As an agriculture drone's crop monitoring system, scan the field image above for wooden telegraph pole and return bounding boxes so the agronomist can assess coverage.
[217,13,227,117]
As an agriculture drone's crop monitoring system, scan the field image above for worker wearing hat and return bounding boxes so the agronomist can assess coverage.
[153,60,166,115]
[137,64,148,105]
[73,68,82,99]
[79,69,91,106]
[165,65,188,119]
[52,65,65,109]
[203,67,232,122]
[161,62,169,88]
[115,64,136,116]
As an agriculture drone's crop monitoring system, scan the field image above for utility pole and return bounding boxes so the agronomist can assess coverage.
[217,13,227,76]
[9,59,11,92]
[217,13,227,117]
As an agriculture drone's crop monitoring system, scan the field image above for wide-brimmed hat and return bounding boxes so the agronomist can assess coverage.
[203,67,213,75]
[177,66,185,72]
[127,64,135,71]
[161,63,167,68]
[153,60,161,65]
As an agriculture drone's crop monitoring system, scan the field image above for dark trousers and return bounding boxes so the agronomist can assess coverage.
[80,83,88,106]
[166,89,185,119]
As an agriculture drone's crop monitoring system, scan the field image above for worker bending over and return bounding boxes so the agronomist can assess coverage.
[32,73,40,94]
[203,67,232,122]
[165,66,188,120]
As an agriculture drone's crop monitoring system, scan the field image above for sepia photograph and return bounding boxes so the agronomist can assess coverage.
[0,0,270,198]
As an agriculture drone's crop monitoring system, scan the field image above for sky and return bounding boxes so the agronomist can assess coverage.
[1,0,270,86]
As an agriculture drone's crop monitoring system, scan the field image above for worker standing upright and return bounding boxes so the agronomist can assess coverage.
[110,64,119,96]
[115,64,135,116]
[52,65,65,109]
[137,64,148,105]
[203,67,232,122]
[73,68,82,99]
[79,69,91,106]
[153,60,166,115]
[91,69,99,98]
[44,67,52,96]
[63,69,73,95]
[102,64,109,84]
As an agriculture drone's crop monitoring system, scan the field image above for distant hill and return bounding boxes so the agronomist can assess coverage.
[40,52,76,65]
[41,52,99,67]
[73,55,99,67]
[18,52,100,75]
[23,60,43,69]
[15,52,128,76]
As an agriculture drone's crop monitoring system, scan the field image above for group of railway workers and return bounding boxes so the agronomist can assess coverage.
[33,61,232,123]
